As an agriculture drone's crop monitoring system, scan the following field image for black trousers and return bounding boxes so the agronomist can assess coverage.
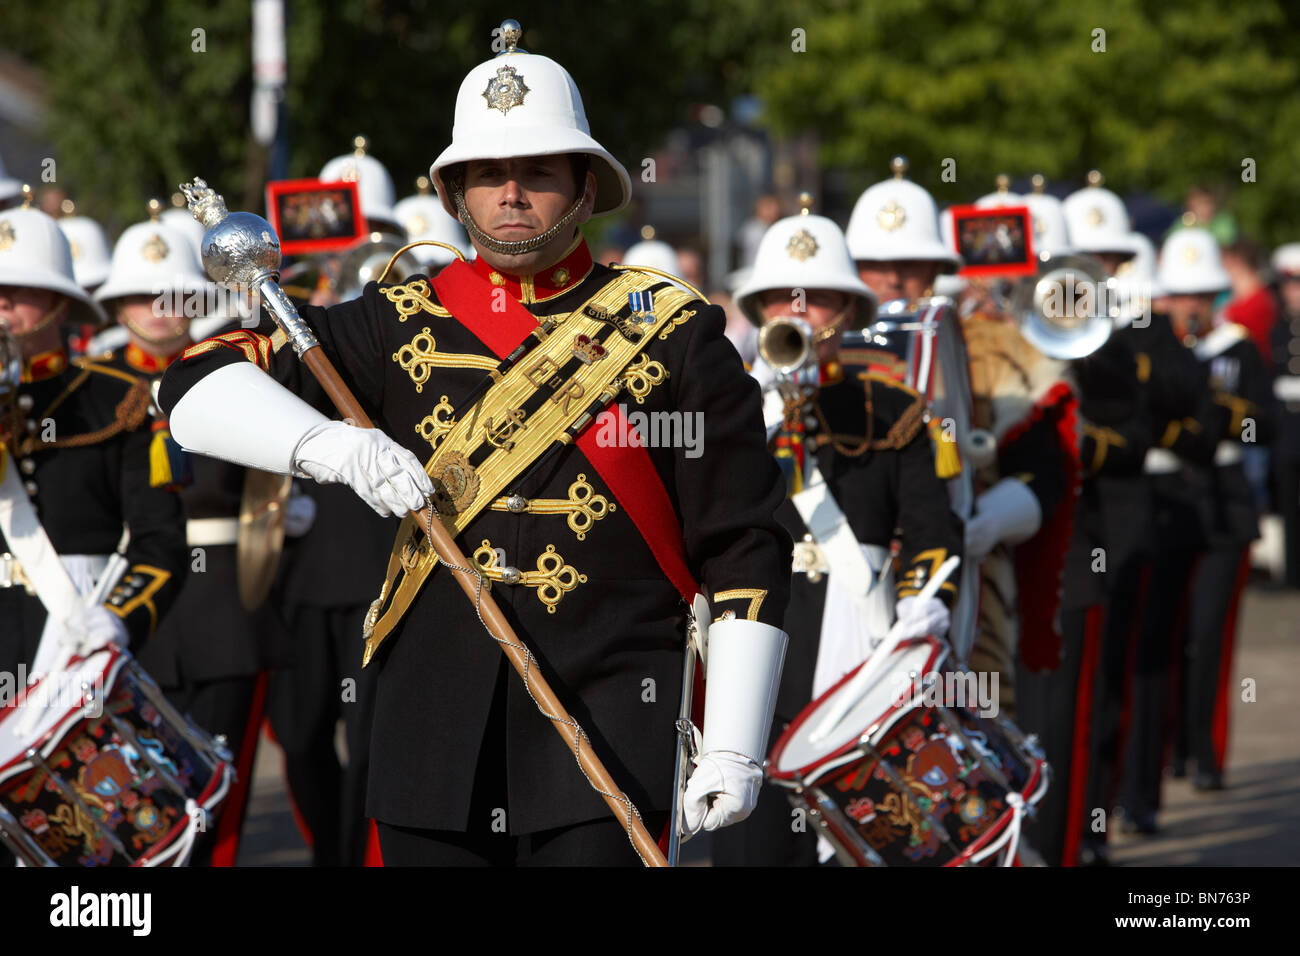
[268,603,377,867]
[1016,606,1101,866]
[1083,560,1148,847]
[1181,547,1248,776]
[1119,549,1197,819]
[375,660,664,866]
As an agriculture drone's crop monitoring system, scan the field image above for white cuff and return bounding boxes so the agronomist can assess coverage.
[700,618,788,764]
[168,362,329,475]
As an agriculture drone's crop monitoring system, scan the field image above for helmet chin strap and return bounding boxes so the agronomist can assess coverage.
[451,180,587,258]
[11,299,68,339]
[122,312,190,348]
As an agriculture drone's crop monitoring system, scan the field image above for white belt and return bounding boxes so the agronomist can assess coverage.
[1214,441,1244,466]
[1275,376,1300,402]
[0,553,109,591]
[186,517,240,547]
[1143,448,1182,474]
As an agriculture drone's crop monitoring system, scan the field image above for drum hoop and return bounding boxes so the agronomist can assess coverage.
[0,648,127,782]
[768,635,947,782]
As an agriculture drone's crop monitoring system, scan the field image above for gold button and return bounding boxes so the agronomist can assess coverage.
[552,267,570,285]
[489,271,506,286]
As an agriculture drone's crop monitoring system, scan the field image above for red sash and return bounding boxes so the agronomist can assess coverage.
[429,259,700,602]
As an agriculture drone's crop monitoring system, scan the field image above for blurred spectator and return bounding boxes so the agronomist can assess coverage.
[1222,237,1278,370]
[736,193,782,268]
[677,245,706,292]
[1270,243,1300,587]
[1167,186,1237,246]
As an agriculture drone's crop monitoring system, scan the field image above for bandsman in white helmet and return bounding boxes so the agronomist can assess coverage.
[0,191,187,870]
[1269,243,1300,589]
[159,20,791,866]
[1115,228,1271,836]
[622,225,682,277]
[393,175,471,272]
[91,197,294,865]
[1062,170,1141,276]
[846,156,961,306]
[55,198,114,355]
[713,193,962,866]
[319,135,403,237]
[1073,179,1206,861]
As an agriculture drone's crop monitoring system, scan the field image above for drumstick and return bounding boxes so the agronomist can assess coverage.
[809,554,960,745]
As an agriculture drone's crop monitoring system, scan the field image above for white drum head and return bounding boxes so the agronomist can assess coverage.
[772,638,944,780]
[0,649,118,778]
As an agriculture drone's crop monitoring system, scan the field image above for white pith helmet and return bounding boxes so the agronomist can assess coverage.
[734,193,879,328]
[622,225,682,275]
[429,19,631,219]
[94,199,211,305]
[1156,226,1230,296]
[846,156,959,269]
[1271,243,1300,278]
[0,152,20,205]
[160,191,207,258]
[393,176,471,268]
[57,199,112,290]
[1063,170,1138,258]
[0,186,107,327]
[1110,230,1160,329]
[1021,175,1074,258]
[319,136,401,232]
[975,174,1024,209]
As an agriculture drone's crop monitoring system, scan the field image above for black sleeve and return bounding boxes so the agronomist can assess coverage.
[997,414,1067,520]
[894,417,964,607]
[105,422,190,646]
[1074,338,1153,476]
[667,303,792,628]
[158,280,395,420]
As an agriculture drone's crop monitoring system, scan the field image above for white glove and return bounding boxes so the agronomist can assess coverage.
[682,750,763,837]
[892,595,950,640]
[964,477,1042,562]
[284,483,317,537]
[292,421,434,518]
[67,604,128,657]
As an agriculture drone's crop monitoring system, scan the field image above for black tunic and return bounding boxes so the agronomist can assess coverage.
[159,247,792,833]
[1,357,187,672]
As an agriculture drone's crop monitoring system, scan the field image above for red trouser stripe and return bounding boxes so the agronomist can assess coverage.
[364,818,383,867]
[210,670,268,867]
[1061,604,1104,867]
[1212,550,1251,773]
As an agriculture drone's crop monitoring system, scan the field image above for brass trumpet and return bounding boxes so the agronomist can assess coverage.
[1008,253,1113,360]
[279,233,423,302]
[757,317,816,376]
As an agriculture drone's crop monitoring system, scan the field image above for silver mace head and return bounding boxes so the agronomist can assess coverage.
[179,177,282,288]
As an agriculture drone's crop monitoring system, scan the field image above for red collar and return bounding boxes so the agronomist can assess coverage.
[469,236,594,305]
[21,348,68,384]
[126,342,185,374]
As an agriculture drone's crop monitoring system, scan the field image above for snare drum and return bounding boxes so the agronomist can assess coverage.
[0,647,233,866]
[769,635,1048,866]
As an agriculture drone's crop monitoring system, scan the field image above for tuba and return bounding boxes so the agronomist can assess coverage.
[1007,253,1113,360]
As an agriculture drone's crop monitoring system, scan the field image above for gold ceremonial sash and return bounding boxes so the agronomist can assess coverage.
[362,273,698,663]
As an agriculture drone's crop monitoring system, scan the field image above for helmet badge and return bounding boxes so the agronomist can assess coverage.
[1179,244,1201,264]
[0,221,14,251]
[876,200,907,232]
[141,232,170,263]
[1086,206,1105,227]
[786,229,819,262]
[483,65,530,115]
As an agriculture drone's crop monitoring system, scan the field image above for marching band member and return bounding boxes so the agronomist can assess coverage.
[0,192,188,864]
[94,201,291,865]
[846,156,961,305]
[712,195,962,866]
[1118,229,1272,830]
[1270,243,1300,589]
[55,200,113,356]
[160,22,791,866]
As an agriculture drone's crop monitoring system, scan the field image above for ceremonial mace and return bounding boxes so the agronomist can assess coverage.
[180,179,669,866]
